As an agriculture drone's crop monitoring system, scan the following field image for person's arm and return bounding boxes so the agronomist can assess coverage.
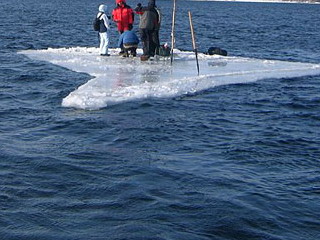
[134,3,144,14]
[102,14,110,29]
[112,8,118,22]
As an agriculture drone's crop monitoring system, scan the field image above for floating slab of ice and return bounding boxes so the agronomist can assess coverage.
[20,47,320,110]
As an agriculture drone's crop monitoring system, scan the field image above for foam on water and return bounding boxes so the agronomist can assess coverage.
[20,47,320,110]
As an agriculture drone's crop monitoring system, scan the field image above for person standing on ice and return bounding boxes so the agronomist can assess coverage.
[134,0,160,59]
[97,4,111,56]
[112,0,134,34]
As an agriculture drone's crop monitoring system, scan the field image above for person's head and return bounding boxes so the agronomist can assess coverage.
[116,0,126,6]
[148,0,155,8]
[99,4,108,13]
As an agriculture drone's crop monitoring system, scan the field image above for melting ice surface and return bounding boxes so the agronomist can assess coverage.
[21,47,320,110]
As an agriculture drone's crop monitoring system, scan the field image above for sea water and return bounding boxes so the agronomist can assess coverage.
[1,0,320,239]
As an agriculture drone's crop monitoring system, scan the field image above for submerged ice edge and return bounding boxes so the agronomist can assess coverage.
[61,65,320,110]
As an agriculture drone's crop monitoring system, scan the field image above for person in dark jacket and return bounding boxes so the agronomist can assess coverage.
[118,30,140,57]
[135,0,160,59]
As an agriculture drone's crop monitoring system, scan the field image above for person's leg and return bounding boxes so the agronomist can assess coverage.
[148,30,158,57]
[104,32,109,55]
[118,27,125,54]
[99,33,105,55]
[100,32,109,56]
[123,47,129,57]
[131,47,137,57]
[140,29,150,56]
[152,30,160,55]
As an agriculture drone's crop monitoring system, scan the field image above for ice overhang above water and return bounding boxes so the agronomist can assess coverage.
[20,47,320,110]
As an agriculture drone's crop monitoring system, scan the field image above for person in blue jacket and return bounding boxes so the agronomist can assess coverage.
[118,30,140,57]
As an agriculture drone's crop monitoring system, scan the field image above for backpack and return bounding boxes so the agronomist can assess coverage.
[93,13,103,31]
[157,44,171,57]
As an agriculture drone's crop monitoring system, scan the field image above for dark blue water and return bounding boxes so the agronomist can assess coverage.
[1,0,320,239]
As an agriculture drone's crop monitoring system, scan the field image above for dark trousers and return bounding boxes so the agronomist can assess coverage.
[123,44,138,57]
[139,29,157,57]
[152,30,160,54]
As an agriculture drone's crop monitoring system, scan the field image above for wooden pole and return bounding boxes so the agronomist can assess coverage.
[188,11,200,75]
[170,0,176,65]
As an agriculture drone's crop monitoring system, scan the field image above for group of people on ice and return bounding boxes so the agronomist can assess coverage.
[96,0,160,60]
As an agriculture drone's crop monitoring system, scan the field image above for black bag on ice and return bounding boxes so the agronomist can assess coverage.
[157,44,171,57]
[207,47,228,56]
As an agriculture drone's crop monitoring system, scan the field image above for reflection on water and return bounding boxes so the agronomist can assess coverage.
[208,61,228,67]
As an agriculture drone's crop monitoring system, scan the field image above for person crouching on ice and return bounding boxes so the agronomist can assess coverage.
[118,30,140,57]
[97,4,111,56]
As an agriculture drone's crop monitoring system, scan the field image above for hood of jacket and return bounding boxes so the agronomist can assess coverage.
[148,0,155,8]
[99,4,108,13]
[116,0,126,4]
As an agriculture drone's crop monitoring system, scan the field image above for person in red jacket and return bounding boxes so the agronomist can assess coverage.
[112,0,134,34]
